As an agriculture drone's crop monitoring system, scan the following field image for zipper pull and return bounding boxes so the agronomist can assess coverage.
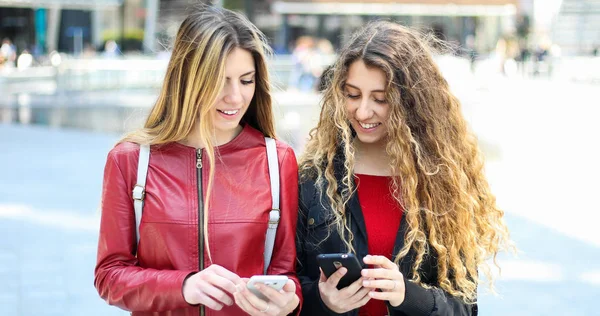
[196,149,203,169]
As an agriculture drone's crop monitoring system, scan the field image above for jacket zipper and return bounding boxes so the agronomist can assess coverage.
[196,148,205,316]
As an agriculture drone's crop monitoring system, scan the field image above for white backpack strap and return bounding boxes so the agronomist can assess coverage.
[133,144,150,246]
[264,137,280,274]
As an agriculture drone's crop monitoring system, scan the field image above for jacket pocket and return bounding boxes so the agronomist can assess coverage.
[303,204,339,252]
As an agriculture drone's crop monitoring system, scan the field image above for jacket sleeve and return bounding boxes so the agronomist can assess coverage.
[295,181,345,316]
[94,147,196,312]
[389,279,477,316]
[266,146,303,313]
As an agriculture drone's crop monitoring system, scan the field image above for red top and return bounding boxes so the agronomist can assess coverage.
[356,174,403,316]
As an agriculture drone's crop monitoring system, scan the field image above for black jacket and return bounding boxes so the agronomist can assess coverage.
[296,164,477,316]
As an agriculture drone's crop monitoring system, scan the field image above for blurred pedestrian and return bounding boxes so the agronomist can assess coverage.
[103,40,119,58]
[94,6,301,316]
[17,49,33,69]
[0,38,17,67]
[288,36,317,92]
[296,21,512,316]
[465,34,478,73]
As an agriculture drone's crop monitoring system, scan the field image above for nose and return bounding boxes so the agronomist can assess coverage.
[223,81,243,105]
[354,98,373,121]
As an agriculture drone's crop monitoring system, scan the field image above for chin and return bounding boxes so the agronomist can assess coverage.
[215,123,240,132]
[356,135,385,144]
[358,137,381,144]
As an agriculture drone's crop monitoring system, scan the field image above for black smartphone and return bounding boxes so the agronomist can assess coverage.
[316,253,363,290]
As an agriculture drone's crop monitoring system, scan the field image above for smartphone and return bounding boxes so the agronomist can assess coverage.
[246,275,289,302]
[317,253,363,289]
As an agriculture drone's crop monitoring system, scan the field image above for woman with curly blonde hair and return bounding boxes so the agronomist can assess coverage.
[296,21,511,315]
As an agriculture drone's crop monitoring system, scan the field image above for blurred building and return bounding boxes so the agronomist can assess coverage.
[552,0,600,56]
[143,1,523,57]
[0,0,165,56]
[258,0,520,55]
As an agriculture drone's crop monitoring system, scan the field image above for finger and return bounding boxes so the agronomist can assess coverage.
[348,290,372,310]
[349,284,372,303]
[235,285,265,314]
[368,290,398,301]
[205,273,238,295]
[319,268,327,283]
[363,255,398,270]
[242,286,269,307]
[242,287,280,315]
[361,268,400,280]
[254,283,287,307]
[362,279,398,291]
[234,291,259,315]
[283,293,300,314]
[339,277,364,296]
[282,279,297,293]
[198,280,233,306]
[197,291,224,311]
[210,264,242,283]
[340,277,363,298]
[326,267,347,288]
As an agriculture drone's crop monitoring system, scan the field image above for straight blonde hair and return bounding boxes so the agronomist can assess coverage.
[121,5,275,263]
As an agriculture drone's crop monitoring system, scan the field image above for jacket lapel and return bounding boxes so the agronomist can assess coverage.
[392,213,412,269]
[347,185,368,245]
[333,157,369,247]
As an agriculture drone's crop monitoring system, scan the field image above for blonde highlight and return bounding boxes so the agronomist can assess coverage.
[300,21,512,303]
[120,5,275,265]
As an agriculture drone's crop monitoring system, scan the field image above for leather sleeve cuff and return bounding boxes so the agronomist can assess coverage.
[390,278,435,315]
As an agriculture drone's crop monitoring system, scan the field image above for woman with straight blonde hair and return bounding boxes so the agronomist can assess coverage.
[297,21,511,315]
[94,6,300,316]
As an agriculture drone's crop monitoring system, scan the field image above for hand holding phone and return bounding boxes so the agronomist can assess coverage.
[246,275,288,302]
[316,253,371,313]
[234,275,300,316]
[317,253,363,289]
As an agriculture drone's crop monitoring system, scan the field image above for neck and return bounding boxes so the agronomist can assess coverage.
[353,138,392,176]
[182,124,243,149]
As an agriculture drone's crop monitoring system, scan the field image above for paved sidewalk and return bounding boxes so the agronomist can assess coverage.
[2,70,600,316]
[0,125,126,316]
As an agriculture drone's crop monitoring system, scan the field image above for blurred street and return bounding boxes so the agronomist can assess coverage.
[1,67,600,315]
[1,0,600,314]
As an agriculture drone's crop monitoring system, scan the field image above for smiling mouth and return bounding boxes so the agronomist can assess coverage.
[217,109,239,116]
[359,122,381,129]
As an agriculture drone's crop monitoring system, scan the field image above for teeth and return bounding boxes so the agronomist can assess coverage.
[359,122,379,129]
[219,110,239,115]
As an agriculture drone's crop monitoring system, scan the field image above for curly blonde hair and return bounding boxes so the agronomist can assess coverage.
[299,21,512,303]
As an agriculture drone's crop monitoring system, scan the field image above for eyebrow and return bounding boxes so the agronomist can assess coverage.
[344,83,385,93]
[226,70,256,80]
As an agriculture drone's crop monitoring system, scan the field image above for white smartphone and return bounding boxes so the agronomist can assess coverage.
[246,275,289,302]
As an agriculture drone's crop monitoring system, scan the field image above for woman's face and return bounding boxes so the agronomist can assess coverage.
[344,59,390,145]
[212,47,256,138]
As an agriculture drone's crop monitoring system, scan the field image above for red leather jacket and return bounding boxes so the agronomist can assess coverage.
[95,125,301,315]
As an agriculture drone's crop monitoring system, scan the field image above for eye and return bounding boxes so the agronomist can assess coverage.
[241,79,255,85]
[345,94,360,100]
[373,98,387,104]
